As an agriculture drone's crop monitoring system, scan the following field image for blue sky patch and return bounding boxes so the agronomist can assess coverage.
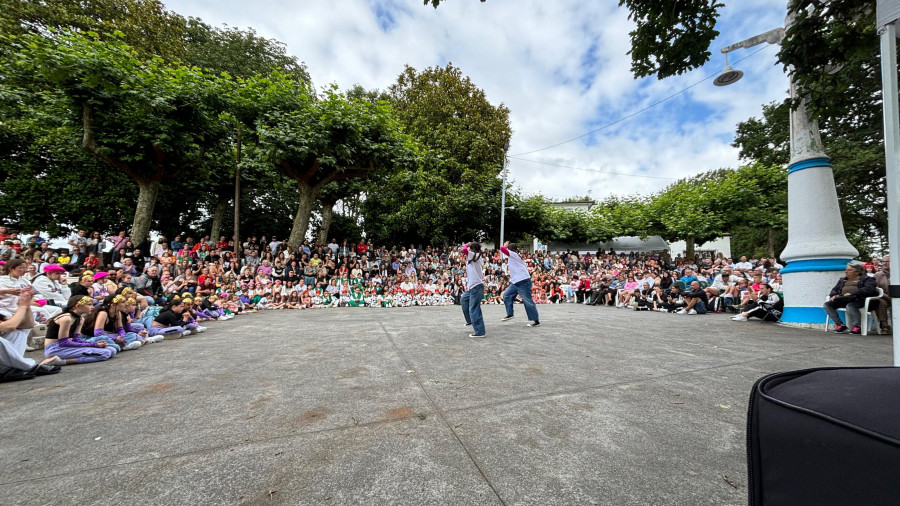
[370,0,397,32]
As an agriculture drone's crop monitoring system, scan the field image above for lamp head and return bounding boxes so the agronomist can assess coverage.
[714,65,744,86]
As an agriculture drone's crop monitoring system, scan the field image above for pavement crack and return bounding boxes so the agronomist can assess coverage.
[378,321,508,506]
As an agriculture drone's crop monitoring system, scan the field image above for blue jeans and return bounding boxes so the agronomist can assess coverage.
[460,284,485,336]
[503,278,539,322]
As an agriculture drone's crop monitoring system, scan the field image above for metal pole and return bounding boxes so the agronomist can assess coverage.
[499,140,510,255]
[879,22,900,365]
[500,161,507,246]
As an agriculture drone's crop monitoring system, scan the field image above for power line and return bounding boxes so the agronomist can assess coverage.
[509,45,772,157]
[508,156,678,180]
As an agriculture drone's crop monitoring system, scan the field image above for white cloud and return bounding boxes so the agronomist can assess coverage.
[163,0,792,200]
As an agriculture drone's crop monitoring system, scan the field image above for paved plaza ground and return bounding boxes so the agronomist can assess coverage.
[0,303,893,505]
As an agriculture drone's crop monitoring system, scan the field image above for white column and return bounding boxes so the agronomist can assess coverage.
[778,71,859,325]
[879,21,900,364]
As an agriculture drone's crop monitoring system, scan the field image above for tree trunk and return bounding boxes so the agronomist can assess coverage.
[287,180,319,249]
[319,202,335,244]
[210,197,229,242]
[233,129,242,258]
[131,179,161,247]
[767,228,775,259]
[685,235,695,260]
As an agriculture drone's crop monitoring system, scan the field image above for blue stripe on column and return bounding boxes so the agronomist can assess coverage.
[787,157,833,174]
[780,258,851,274]
[780,306,828,324]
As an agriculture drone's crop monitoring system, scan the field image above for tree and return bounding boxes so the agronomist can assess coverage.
[362,63,511,245]
[315,178,368,244]
[734,97,888,254]
[3,31,231,243]
[182,19,311,82]
[257,86,415,248]
[618,0,724,80]
[0,0,189,61]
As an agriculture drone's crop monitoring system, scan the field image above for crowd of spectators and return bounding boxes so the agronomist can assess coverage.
[0,223,893,382]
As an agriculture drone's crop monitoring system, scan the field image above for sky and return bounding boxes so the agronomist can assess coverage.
[162,0,791,202]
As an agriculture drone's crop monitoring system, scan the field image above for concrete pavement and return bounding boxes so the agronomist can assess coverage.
[0,303,892,505]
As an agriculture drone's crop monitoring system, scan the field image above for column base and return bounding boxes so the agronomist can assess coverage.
[779,306,828,328]
[780,260,850,326]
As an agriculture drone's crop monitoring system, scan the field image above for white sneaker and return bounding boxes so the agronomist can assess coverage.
[218,316,228,321]
[676,309,687,315]
[123,341,142,350]
[182,330,192,337]
[196,326,207,333]
[732,315,748,321]
[688,309,697,315]
[147,335,164,343]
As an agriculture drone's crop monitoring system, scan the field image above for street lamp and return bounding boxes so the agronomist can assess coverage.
[499,140,510,250]
[716,11,858,327]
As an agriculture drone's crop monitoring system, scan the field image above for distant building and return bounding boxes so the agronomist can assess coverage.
[549,200,595,213]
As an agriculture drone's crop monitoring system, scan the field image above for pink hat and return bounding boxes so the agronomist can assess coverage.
[43,265,66,273]
[93,272,109,281]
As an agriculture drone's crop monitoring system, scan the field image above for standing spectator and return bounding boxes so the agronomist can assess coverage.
[872,255,892,335]
[107,231,129,263]
[26,230,46,248]
[268,236,282,256]
[170,235,184,253]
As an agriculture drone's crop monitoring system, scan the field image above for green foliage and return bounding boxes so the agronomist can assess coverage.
[779,0,877,120]
[362,63,511,244]
[257,84,416,246]
[592,195,652,239]
[730,226,787,260]
[734,96,888,251]
[388,64,511,182]
[618,0,724,79]
[182,19,311,83]
[2,30,233,242]
[733,101,790,168]
[0,0,189,61]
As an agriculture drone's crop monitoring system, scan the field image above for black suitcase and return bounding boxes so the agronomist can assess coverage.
[747,367,900,505]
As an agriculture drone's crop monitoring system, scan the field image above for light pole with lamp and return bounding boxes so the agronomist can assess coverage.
[499,140,510,250]
[715,10,859,327]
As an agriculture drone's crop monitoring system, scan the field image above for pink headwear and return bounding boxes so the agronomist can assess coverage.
[43,265,66,273]
[93,272,109,281]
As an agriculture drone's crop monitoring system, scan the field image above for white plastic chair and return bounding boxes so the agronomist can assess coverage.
[824,287,883,335]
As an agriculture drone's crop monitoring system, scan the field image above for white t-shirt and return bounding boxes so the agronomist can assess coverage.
[0,275,30,315]
[506,250,530,284]
[465,250,484,290]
